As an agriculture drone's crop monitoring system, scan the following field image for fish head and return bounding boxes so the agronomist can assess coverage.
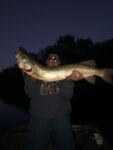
[16,48,34,72]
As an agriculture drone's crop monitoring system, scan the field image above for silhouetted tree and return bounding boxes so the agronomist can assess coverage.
[0,35,113,123]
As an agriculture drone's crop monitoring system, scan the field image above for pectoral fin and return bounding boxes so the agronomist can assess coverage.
[85,76,96,84]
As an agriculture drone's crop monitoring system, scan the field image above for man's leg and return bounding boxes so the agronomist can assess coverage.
[51,116,76,150]
[24,116,50,150]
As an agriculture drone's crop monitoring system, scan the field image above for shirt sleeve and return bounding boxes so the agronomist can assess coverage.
[59,80,75,99]
[24,75,37,98]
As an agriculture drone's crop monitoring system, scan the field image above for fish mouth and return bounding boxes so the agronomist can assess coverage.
[24,68,32,72]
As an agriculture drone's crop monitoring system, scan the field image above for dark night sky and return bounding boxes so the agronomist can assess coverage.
[0,0,113,71]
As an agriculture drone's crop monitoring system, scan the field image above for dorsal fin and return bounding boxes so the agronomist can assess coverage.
[79,59,96,67]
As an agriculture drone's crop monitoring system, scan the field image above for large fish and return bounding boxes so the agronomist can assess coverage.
[15,47,113,84]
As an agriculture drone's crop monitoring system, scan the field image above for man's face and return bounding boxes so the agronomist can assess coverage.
[45,54,61,68]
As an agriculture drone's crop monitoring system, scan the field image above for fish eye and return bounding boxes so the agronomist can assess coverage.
[23,59,26,62]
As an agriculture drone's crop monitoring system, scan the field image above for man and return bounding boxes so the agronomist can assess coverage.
[24,53,83,150]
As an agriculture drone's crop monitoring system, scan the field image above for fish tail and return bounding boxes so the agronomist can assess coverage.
[102,68,113,84]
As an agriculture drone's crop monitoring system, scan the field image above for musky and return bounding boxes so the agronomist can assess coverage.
[0,0,113,72]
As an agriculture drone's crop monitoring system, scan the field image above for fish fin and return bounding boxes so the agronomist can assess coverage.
[102,68,113,85]
[79,59,96,67]
[85,76,96,84]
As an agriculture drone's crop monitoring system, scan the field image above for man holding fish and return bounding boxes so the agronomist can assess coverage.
[16,47,113,150]
[22,50,83,150]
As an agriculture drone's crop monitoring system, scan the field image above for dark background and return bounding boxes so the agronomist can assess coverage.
[0,0,113,147]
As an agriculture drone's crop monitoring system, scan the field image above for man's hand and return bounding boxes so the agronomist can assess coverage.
[67,70,84,81]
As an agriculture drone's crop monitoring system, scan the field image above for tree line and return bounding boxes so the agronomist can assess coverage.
[0,34,113,123]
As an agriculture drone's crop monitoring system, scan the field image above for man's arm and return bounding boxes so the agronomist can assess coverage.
[24,75,37,98]
[59,80,75,99]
